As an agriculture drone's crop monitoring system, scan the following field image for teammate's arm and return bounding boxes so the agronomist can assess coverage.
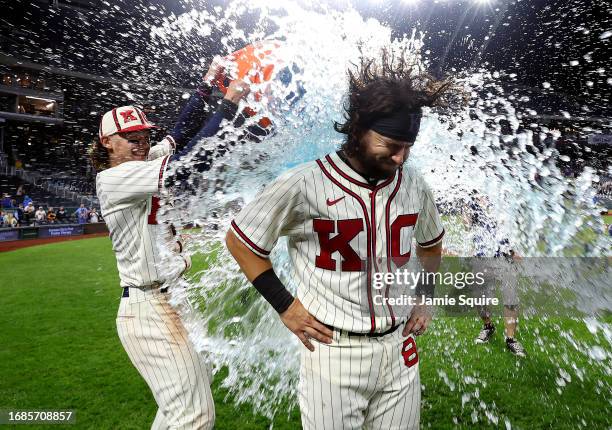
[169,80,250,168]
[169,57,226,147]
[225,229,272,281]
[416,241,443,273]
[180,80,249,151]
[226,230,333,351]
[148,66,244,165]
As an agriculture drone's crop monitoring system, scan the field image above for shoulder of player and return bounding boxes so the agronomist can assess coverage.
[273,160,318,183]
[400,164,441,199]
[147,136,175,160]
[98,159,162,177]
[96,163,131,184]
[399,163,426,186]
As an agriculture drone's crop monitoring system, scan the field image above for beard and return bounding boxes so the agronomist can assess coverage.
[353,145,401,180]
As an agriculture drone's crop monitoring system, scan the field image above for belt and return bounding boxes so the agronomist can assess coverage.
[122,284,168,298]
[326,324,401,338]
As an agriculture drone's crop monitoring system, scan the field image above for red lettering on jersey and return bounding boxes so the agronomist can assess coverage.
[390,213,418,267]
[314,218,364,271]
[148,196,160,225]
[120,109,138,122]
[401,336,419,368]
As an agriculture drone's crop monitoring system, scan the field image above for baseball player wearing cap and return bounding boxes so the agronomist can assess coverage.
[92,61,250,429]
[226,52,455,429]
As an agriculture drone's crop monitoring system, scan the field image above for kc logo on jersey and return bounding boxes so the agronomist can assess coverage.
[314,218,364,271]
[313,214,419,271]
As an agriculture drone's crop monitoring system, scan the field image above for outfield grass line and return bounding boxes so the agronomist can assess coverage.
[0,233,110,253]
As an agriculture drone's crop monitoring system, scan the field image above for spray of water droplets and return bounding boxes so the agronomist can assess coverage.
[143,0,610,423]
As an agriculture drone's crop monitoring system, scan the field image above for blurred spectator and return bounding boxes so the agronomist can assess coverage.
[23,202,35,225]
[0,211,4,227]
[89,208,100,223]
[56,206,67,223]
[15,204,24,226]
[35,206,46,224]
[75,204,88,224]
[3,212,18,228]
[47,207,57,223]
[23,195,33,207]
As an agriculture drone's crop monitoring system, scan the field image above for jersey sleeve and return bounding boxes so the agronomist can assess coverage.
[414,179,445,248]
[147,136,176,160]
[230,169,305,258]
[97,156,170,207]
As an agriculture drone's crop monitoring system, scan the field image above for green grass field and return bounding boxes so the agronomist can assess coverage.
[0,237,610,429]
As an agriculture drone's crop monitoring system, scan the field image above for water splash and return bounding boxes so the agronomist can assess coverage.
[146,0,611,422]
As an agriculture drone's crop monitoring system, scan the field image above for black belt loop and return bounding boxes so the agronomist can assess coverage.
[326,323,401,338]
[122,284,167,298]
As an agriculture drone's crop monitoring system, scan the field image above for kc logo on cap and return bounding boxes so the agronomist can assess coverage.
[99,105,157,140]
[120,109,138,123]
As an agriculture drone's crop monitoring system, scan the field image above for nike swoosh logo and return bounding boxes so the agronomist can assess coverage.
[326,196,345,206]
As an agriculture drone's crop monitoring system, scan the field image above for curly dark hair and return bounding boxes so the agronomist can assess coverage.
[334,48,457,156]
[88,139,110,171]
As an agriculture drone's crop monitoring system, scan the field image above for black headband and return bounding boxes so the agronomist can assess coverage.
[369,108,422,142]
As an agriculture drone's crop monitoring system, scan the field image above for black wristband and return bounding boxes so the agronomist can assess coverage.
[252,268,295,314]
[219,98,239,120]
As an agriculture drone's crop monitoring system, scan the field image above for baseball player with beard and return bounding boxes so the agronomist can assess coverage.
[92,60,250,429]
[226,53,454,429]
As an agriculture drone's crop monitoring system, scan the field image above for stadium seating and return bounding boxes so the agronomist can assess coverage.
[0,174,80,209]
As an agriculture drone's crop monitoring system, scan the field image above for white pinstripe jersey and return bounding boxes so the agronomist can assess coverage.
[97,136,189,288]
[231,151,445,333]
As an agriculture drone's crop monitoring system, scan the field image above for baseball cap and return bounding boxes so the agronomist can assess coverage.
[99,105,157,140]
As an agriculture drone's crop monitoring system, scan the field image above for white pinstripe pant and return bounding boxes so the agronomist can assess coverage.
[299,328,420,430]
[116,287,215,430]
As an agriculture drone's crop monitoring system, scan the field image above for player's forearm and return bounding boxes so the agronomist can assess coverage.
[416,242,442,272]
[170,84,214,146]
[194,99,238,139]
[415,242,442,298]
[163,99,239,184]
[172,99,238,161]
[225,229,295,314]
[225,229,272,281]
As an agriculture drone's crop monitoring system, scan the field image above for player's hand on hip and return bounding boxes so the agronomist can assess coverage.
[224,79,251,104]
[403,303,432,337]
[280,299,333,352]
